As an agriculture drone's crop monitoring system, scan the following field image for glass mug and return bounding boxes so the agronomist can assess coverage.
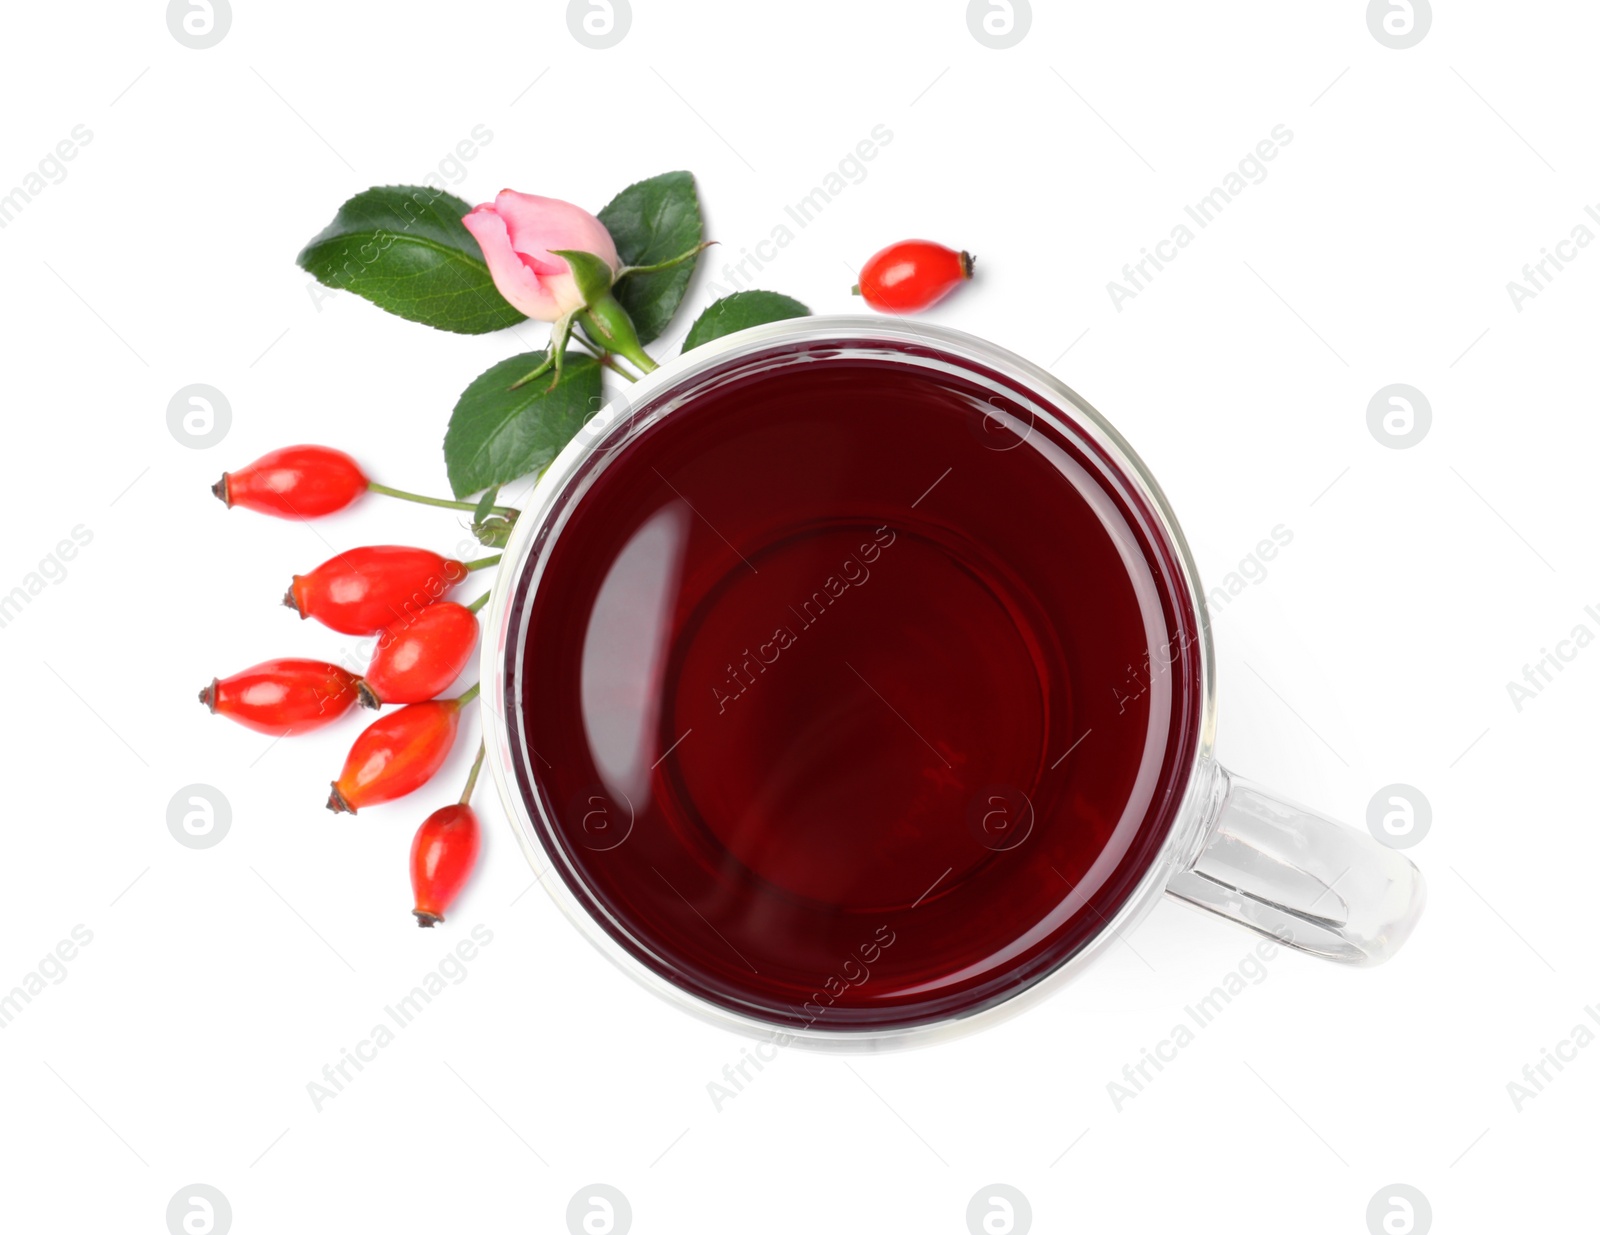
[481,318,1425,1049]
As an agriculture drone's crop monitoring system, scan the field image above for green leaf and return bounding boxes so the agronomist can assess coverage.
[683,291,810,351]
[598,171,703,344]
[444,352,602,497]
[297,186,526,335]
[472,485,501,523]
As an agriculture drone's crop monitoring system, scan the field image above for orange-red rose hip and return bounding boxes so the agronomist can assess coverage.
[200,659,358,735]
[286,546,465,636]
[357,602,479,707]
[410,803,482,926]
[214,445,368,518]
[327,696,466,813]
[852,240,974,313]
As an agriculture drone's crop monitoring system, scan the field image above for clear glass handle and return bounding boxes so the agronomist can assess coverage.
[1165,762,1426,964]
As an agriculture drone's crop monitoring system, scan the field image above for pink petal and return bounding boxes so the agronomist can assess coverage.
[461,205,560,319]
[492,190,621,273]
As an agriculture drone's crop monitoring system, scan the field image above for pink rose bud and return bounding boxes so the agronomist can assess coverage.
[461,191,622,322]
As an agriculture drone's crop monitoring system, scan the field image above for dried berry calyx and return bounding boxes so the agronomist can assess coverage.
[472,514,517,548]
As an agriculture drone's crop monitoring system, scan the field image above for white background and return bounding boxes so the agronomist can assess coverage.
[1,1,1594,1232]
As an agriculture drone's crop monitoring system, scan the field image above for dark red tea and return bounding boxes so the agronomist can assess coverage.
[508,343,1204,1031]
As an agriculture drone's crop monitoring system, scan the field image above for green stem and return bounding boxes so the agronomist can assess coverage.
[509,314,573,391]
[601,355,639,382]
[466,591,491,614]
[462,555,502,572]
[455,681,481,708]
[369,482,517,517]
[573,326,640,383]
[459,741,487,805]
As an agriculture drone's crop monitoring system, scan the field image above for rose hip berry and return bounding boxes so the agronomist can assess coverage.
[214,446,368,519]
[326,687,476,814]
[410,742,486,926]
[410,803,482,926]
[357,601,480,707]
[200,658,358,735]
[286,546,467,636]
[852,240,974,313]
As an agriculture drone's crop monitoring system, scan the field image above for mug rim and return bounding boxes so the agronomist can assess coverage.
[480,315,1219,1052]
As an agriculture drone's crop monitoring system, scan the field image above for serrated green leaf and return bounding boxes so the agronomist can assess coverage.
[598,171,703,343]
[297,186,525,334]
[444,353,602,497]
[683,291,810,351]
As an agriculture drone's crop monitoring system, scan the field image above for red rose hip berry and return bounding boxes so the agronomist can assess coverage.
[214,446,368,518]
[327,689,474,813]
[410,803,482,926]
[200,658,358,735]
[410,742,487,926]
[357,602,480,707]
[286,546,467,636]
[852,240,974,313]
